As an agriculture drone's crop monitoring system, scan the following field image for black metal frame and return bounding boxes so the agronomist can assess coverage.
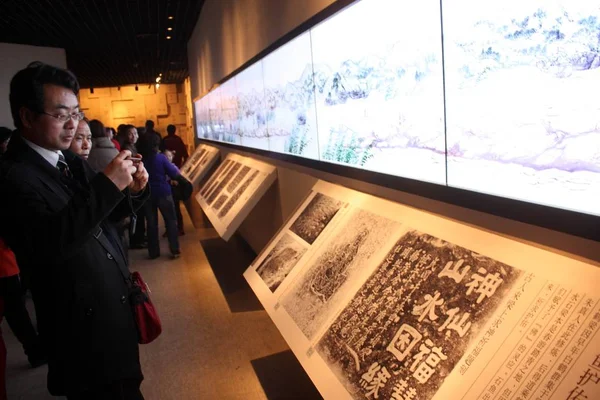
[193,0,600,242]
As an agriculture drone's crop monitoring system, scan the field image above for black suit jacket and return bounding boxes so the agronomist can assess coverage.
[0,135,149,395]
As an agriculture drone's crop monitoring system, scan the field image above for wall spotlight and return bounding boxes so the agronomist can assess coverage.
[156,83,160,89]
[90,87,94,94]
[167,27,173,31]
[135,85,138,91]
[166,36,172,40]
[168,16,173,20]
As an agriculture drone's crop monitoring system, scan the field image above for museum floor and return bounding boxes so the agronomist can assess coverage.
[3,209,323,400]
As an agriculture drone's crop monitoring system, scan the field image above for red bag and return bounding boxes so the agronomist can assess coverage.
[129,271,162,344]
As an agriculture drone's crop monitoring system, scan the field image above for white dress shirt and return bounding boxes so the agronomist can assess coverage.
[22,137,63,168]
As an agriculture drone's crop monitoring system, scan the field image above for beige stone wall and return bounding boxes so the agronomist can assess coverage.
[79,79,195,148]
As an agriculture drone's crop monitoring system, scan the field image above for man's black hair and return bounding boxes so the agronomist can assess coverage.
[145,120,155,130]
[9,61,80,130]
[167,124,176,135]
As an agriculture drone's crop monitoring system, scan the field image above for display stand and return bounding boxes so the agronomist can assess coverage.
[244,180,600,400]
[179,144,220,187]
[195,153,277,241]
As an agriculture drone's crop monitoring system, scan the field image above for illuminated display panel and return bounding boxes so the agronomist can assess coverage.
[311,0,446,184]
[262,32,320,160]
[444,0,600,216]
[236,62,269,150]
[193,0,600,217]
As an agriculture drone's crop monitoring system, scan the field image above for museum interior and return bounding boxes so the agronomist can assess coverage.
[0,0,599,399]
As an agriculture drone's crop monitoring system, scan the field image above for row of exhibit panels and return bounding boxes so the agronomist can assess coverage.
[182,143,600,399]
[180,144,278,241]
[244,180,600,400]
[193,0,600,217]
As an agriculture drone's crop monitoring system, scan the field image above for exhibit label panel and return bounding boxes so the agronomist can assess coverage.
[195,153,277,241]
[193,0,600,217]
[179,144,220,187]
[244,180,600,399]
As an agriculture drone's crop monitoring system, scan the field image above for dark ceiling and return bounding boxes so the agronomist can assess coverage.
[0,0,205,88]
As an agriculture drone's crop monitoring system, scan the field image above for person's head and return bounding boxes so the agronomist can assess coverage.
[9,61,82,151]
[167,124,176,136]
[126,125,138,145]
[145,120,154,131]
[69,118,92,160]
[164,149,174,163]
[108,127,116,139]
[137,130,160,158]
[0,127,13,154]
[136,126,146,136]
[89,119,106,139]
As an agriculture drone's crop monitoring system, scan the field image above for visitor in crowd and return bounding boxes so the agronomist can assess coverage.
[0,128,11,154]
[0,236,46,369]
[161,125,188,234]
[68,118,92,160]
[145,120,161,148]
[0,61,149,399]
[161,124,188,168]
[0,126,46,370]
[138,134,181,259]
[88,119,119,171]
[106,127,121,151]
[123,125,139,155]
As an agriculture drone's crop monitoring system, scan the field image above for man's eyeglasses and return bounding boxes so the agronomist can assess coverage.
[40,111,85,123]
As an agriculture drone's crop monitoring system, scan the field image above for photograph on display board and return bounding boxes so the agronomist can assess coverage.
[311,0,446,184]
[256,191,347,292]
[280,208,401,340]
[289,192,345,245]
[315,229,522,400]
[444,0,600,216]
[236,62,270,150]
[262,32,320,159]
[256,233,308,292]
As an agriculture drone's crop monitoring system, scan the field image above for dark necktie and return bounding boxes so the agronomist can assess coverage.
[57,154,73,179]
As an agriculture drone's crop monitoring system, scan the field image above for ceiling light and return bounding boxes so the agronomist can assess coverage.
[90,87,94,94]
[155,77,161,83]
[168,16,173,20]
[159,73,163,77]
[167,27,173,31]
[166,36,172,40]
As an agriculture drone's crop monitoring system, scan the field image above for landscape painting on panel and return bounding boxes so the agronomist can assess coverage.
[444,0,600,215]
[310,0,446,184]
[236,62,269,150]
[262,32,320,159]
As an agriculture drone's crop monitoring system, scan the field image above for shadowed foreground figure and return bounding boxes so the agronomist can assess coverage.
[0,62,150,399]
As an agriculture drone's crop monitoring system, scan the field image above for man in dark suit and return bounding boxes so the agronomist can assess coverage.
[0,62,150,399]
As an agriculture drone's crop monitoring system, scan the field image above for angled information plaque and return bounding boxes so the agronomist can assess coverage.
[195,153,277,241]
[244,180,600,400]
[179,144,220,187]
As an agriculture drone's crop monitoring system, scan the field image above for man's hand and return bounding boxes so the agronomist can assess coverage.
[129,160,149,194]
[104,151,136,191]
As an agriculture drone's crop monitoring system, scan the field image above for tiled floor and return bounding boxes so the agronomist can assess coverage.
[4,210,322,399]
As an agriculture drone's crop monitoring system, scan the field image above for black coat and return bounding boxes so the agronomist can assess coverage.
[0,135,149,396]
